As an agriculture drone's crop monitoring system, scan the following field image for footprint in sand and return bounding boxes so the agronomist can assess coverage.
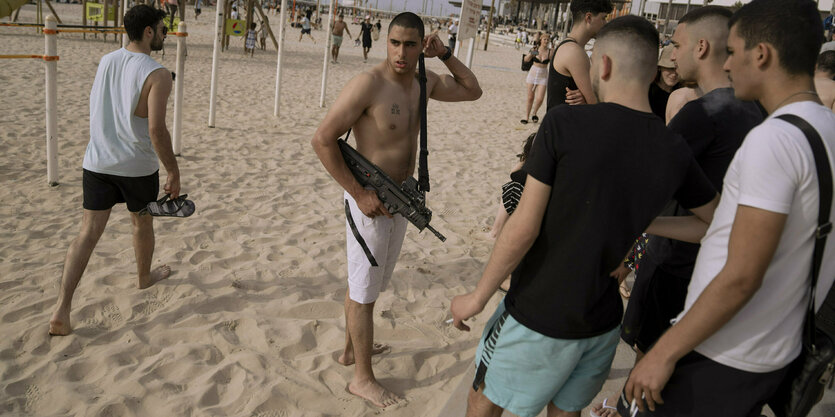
[103,304,123,323]
[24,384,41,413]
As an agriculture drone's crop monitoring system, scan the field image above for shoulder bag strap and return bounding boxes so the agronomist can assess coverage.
[776,114,833,348]
[418,53,430,193]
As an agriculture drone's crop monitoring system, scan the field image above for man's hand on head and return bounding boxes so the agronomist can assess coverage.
[422,33,447,58]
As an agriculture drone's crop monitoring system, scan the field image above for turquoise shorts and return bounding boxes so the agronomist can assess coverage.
[473,300,620,417]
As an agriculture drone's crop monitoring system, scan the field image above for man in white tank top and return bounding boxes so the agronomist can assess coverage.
[49,5,182,336]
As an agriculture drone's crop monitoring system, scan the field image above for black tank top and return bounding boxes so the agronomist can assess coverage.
[547,39,579,111]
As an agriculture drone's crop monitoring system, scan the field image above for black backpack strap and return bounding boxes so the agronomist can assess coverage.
[418,53,430,193]
[776,114,833,346]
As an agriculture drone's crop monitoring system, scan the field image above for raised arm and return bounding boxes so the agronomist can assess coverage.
[310,73,389,218]
[146,68,180,199]
[423,33,482,102]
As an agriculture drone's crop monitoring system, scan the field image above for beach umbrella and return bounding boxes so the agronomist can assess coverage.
[1,0,29,18]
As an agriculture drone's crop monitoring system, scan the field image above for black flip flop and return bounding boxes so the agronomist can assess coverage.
[520,119,528,124]
[139,194,195,217]
[531,115,539,123]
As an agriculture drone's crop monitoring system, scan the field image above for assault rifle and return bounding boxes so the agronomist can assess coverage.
[338,138,446,242]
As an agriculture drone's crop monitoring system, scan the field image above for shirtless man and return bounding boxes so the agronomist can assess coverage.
[814,50,835,110]
[548,0,613,110]
[331,14,352,63]
[311,12,481,409]
[49,5,180,336]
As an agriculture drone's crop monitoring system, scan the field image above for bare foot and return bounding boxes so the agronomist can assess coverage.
[138,265,171,289]
[338,343,390,366]
[49,312,71,336]
[347,379,404,409]
[590,397,620,417]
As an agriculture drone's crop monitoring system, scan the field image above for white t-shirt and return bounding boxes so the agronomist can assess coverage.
[676,101,835,373]
[83,48,164,177]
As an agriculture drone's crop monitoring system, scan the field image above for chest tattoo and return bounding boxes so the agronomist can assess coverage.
[391,104,400,115]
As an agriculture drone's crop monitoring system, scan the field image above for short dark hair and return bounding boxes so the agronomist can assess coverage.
[389,12,425,39]
[570,0,614,23]
[678,5,732,25]
[818,51,835,74]
[124,4,166,42]
[597,15,659,51]
[728,0,823,76]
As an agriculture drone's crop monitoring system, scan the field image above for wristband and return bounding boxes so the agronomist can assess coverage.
[439,46,452,62]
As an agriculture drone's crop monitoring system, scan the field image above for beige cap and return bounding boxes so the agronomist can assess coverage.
[658,44,675,68]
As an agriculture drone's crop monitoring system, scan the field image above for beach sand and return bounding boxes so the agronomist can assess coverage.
[1,4,833,417]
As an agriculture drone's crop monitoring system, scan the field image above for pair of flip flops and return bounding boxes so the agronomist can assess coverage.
[139,194,195,217]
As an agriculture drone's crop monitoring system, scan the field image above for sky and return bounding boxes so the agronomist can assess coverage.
[346,0,494,18]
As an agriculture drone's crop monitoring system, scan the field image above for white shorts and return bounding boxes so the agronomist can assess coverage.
[344,191,408,304]
[526,65,548,86]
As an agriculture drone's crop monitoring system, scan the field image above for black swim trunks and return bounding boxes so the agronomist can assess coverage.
[83,169,159,212]
[301,28,311,34]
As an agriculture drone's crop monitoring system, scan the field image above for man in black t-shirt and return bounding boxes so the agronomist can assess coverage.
[621,6,764,358]
[450,17,718,417]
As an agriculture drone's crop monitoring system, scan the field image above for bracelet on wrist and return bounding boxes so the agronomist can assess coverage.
[439,46,452,61]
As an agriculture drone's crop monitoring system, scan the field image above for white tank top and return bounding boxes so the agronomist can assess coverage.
[83,48,165,177]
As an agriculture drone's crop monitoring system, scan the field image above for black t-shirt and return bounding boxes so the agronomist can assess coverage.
[361,22,373,42]
[648,82,673,120]
[649,88,765,280]
[506,103,716,339]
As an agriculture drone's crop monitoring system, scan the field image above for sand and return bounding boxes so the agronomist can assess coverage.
[1,4,534,416]
[2,4,833,417]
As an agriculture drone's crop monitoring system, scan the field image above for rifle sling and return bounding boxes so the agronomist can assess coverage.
[418,53,430,193]
[345,199,379,267]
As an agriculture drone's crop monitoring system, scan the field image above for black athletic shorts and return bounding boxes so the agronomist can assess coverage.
[634,268,691,353]
[301,28,311,34]
[616,351,790,417]
[362,38,372,48]
[83,169,159,212]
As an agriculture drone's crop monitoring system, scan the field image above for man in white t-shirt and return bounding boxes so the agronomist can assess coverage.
[448,18,458,51]
[49,5,181,336]
[619,0,835,416]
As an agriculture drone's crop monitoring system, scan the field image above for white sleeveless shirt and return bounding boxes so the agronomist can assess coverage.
[83,48,165,177]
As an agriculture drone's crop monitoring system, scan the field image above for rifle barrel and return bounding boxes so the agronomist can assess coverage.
[427,225,446,242]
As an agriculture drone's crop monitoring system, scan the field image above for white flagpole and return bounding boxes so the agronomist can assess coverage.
[274,0,288,116]
[319,0,335,108]
[208,0,224,127]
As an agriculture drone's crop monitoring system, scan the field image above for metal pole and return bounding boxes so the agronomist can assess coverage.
[465,36,474,68]
[319,0,335,107]
[274,0,287,116]
[685,0,692,15]
[173,21,186,155]
[122,0,128,47]
[209,0,224,127]
[484,0,494,51]
[664,0,673,37]
[45,15,58,186]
